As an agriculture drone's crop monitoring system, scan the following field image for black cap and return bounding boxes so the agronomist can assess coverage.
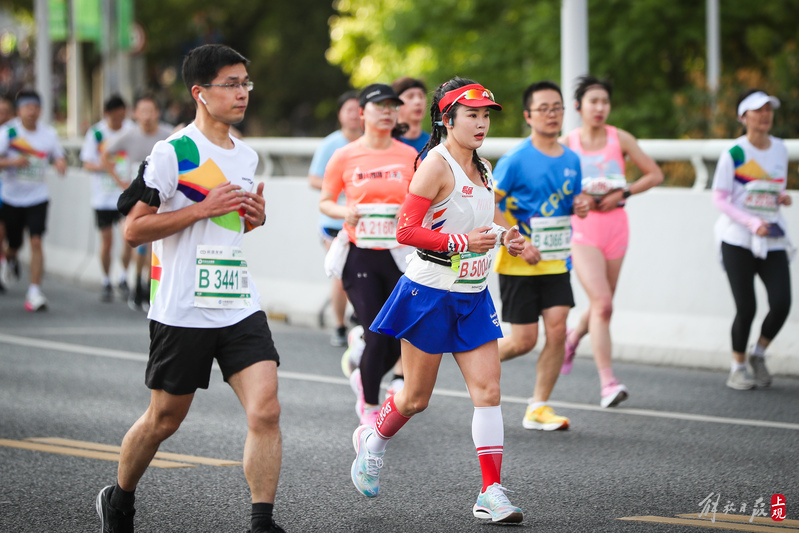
[359,84,404,107]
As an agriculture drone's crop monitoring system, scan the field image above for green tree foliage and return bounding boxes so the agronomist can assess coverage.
[136,1,352,135]
[328,0,799,140]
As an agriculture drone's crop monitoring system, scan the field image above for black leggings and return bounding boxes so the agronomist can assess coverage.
[341,246,403,405]
[721,243,791,353]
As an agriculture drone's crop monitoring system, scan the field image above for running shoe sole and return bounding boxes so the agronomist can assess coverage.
[473,505,524,523]
[522,418,569,431]
[600,386,629,408]
[96,485,112,532]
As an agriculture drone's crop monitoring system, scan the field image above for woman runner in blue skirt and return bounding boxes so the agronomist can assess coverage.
[348,76,526,523]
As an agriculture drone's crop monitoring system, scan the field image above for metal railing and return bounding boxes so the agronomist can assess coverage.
[62,137,799,189]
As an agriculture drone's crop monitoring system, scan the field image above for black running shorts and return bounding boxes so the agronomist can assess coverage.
[145,311,279,395]
[95,209,122,229]
[499,272,575,324]
[0,201,48,249]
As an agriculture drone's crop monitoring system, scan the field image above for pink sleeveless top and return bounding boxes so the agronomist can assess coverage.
[567,125,626,197]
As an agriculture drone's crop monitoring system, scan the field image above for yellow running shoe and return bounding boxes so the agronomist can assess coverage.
[522,405,569,431]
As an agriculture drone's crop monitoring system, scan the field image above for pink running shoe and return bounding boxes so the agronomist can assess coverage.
[360,406,380,427]
[600,379,629,408]
[350,368,365,418]
[561,329,577,375]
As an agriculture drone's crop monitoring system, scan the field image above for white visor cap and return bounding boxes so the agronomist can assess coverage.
[737,91,780,118]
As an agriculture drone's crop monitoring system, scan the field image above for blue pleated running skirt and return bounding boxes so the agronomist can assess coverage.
[370,275,503,354]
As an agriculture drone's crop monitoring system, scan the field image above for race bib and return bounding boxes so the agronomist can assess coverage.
[100,174,121,193]
[355,203,400,249]
[582,175,626,197]
[194,245,251,309]
[451,252,492,292]
[743,179,781,215]
[530,216,572,261]
[16,156,47,182]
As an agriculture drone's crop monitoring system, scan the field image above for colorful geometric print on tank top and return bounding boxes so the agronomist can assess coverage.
[567,125,626,197]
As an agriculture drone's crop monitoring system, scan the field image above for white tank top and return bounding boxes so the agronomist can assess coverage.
[424,144,495,233]
[404,144,496,293]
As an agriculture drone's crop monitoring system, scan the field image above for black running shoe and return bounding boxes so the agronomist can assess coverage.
[248,518,286,533]
[96,485,135,533]
[101,284,113,303]
[118,280,130,300]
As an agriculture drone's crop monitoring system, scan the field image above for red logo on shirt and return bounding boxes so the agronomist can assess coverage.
[462,186,474,198]
[772,494,786,522]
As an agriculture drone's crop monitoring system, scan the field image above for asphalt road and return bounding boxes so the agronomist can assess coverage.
[1,276,797,532]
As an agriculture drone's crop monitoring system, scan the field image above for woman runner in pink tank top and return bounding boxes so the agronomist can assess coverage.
[559,76,663,407]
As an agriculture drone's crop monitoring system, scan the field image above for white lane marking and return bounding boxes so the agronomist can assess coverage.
[2,333,798,432]
[1,326,146,336]
[0,332,147,362]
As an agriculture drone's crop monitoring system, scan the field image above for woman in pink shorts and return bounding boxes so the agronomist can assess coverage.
[559,76,663,407]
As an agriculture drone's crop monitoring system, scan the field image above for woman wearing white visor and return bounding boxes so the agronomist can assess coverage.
[711,90,793,390]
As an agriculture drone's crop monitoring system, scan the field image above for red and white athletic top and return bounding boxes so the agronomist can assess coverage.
[404,144,496,293]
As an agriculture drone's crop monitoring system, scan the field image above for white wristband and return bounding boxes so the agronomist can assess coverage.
[491,223,507,247]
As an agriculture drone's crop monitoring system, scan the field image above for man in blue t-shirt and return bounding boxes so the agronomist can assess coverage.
[309,90,362,346]
[493,80,590,433]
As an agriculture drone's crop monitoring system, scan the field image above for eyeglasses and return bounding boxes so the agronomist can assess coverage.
[200,81,254,92]
[529,105,564,115]
[372,101,400,111]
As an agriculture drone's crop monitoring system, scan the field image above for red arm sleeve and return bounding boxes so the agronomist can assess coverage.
[396,193,469,252]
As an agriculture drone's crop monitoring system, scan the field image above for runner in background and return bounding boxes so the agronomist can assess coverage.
[711,89,792,390]
[320,84,417,427]
[392,77,430,154]
[80,95,135,302]
[309,90,362,346]
[0,93,15,292]
[0,89,67,311]
[103,93,173,311]
[353,76,526,524]
[381,76,432,398]
[494,80,591,431]
[559,76,663,407]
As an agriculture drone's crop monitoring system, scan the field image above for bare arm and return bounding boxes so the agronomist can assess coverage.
[123,181,244,247]
[308,174,324,190]
[618,128,663,194]
[0,156,29,169]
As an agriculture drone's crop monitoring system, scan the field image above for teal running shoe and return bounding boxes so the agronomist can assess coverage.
[472,483,523,523]
[351,425,383,497]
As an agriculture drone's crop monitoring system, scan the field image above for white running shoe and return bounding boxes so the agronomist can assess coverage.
[340,325,365,378]
[351,425,383,498]
[473,483,523,523]
[726,367,755,390]
[386,377,405,399]
[25,289,48,312]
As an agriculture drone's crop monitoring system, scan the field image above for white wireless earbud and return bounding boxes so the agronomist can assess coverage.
[199,93,207,105]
